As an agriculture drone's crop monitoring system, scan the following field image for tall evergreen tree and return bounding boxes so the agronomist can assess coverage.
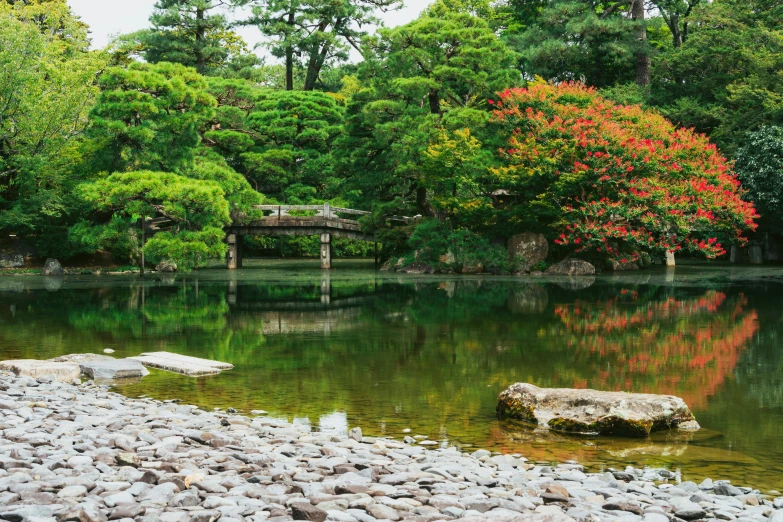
[509,0,649,88]
[135,0,258,76]
[337,12,518,216]
[652,0,783,153]
[236,0,403,91]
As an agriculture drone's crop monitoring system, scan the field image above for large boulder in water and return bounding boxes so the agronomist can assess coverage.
[42,258,63,276]
[546,258,595,276]
[497,383,700,437]
[507,233,548,272]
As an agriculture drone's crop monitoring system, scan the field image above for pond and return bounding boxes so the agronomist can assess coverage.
[1,260,782,491]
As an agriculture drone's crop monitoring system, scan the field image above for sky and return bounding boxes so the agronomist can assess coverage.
[67,0,426,56]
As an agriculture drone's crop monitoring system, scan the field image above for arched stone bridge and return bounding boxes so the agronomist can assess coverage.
[225,204,406,269]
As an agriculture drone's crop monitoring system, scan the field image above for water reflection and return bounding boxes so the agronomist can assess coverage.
[0,268,781,489]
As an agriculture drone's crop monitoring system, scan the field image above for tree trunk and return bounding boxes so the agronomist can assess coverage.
[196,7,206,74]
[416,186,435,217]
[285,12,295,91]
[632,0,651,86]
[670,15,683,47]
[428,89,441,115]
[303,20,330,91]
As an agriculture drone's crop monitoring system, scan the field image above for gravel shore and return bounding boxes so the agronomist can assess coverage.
[0,372,781,522]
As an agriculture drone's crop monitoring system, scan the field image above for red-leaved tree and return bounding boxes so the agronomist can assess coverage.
[490,81,758,265]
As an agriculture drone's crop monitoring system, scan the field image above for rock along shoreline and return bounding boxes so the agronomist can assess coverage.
[0,372,781,522]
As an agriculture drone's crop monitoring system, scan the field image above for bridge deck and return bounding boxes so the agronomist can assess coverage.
[227,216,374,241]
[224,204,413,269]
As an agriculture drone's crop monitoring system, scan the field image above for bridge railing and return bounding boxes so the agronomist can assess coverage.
[252,204,418,225]
[254,203,371,220]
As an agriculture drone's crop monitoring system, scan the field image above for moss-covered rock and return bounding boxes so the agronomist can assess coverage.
[497,383,699,437]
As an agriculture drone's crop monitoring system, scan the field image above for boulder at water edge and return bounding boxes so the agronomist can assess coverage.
[398,262,435,274]
[156,260,178,272]
[0,254,24,268]
[507,233,549,272]
[545,258,595,276]
[497,383,700,437]
[610,259,640,271]
[42,258,63,275]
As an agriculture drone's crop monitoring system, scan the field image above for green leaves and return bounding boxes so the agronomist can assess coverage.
[653,0,783,153]
[512,0,644,88]
[206,85,344,198]
[88,62,217,174]
[237,0,403,90]
[0,7,105,241]
[77,171,231,269]
[337,11,517,217]
[735,126,783,229]
[77,66,267,268]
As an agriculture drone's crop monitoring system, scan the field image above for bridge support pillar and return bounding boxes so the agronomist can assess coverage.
[227,233,243,270]
[320,233,332,269]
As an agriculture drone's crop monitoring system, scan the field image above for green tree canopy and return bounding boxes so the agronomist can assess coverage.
[652,0,783,153]
[116,0,262,78]
[337,11,518,216]
[76,62,264,268]
[75,171,230,268]
[88,62,217,174]
[0,7,105,249]
[204,82,344,199]
[510,0,648,88]
[0,0,90,52]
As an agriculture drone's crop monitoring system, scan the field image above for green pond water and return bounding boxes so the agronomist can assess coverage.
[1,260,782,491]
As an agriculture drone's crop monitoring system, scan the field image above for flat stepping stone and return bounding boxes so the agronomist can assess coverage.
[78,358,149,380]
[129,352,233,377]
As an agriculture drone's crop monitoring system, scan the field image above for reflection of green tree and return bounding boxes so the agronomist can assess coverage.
[69,289,229,337]
[0,283,263,365]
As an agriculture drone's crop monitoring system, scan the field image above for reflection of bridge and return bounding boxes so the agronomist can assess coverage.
[256,309,365,335]
[226,276,379,335]
[225,204,412,270]
[231,295,376,311]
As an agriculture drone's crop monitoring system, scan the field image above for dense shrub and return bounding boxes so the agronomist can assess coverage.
[491,82,758,266]
[734,126,783,230]
[407,219,518,273]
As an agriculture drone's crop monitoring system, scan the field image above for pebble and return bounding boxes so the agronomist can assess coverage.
[0,370,775,522]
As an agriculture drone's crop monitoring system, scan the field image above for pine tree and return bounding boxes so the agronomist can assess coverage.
[236,0,403,91]
[140,0,251,76]
[509,0,650,88]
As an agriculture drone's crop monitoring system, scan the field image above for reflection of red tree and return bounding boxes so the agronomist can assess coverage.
[553,291,758,408]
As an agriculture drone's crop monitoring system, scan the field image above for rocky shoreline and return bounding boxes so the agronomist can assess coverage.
[0,372,781,522]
